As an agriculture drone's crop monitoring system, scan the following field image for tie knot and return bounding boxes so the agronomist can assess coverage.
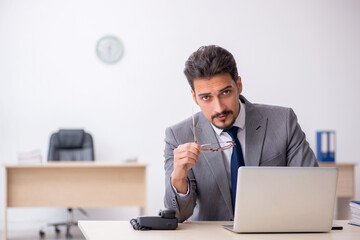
[224,126,239,140]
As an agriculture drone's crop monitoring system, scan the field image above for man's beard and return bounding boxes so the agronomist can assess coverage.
[211,110,236,130]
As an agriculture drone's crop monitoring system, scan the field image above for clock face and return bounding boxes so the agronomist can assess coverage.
[96,36,123,64]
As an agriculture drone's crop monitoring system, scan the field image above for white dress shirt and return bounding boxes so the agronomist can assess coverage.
[210,100,246,184]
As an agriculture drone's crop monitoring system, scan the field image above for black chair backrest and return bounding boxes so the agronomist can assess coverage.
[47,129,94,161]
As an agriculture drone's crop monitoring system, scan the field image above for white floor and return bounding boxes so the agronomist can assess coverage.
[0,226,86,240]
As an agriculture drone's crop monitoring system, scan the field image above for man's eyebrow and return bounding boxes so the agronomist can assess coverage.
[198,92,211,97]
[218,85,233,92]
[197,85,233,97]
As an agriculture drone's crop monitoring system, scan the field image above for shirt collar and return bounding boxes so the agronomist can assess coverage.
[211,100,246,136]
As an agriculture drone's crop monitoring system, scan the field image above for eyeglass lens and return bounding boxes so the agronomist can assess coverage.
[200,141,235,152]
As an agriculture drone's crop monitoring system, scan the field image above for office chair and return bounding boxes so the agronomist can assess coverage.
[39,129,94,239]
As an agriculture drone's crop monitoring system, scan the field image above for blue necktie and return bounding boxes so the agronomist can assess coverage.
[224,126,245,212]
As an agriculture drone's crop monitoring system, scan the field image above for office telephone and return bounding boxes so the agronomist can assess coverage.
[130,208,178,230]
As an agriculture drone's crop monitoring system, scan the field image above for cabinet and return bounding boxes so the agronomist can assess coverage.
[319,163,356,219]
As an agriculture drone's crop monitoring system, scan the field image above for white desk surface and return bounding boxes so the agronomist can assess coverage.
[78,220,360,240]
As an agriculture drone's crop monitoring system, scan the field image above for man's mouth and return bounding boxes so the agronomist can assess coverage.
[217,114,227,121]
[212,111,232,121]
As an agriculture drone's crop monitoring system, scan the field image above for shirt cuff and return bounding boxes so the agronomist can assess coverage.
[171,181,190,197]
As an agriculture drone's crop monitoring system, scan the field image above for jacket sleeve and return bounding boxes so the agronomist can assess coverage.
[163,127,197,222]
[286,108,319,167]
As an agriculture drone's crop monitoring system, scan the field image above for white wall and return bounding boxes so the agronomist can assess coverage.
[1,0,359,230]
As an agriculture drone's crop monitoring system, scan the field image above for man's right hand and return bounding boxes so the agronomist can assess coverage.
[171,142,201,194]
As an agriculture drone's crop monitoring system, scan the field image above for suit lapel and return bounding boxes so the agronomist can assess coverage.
[241,96,268,166]
[193,113,233,216]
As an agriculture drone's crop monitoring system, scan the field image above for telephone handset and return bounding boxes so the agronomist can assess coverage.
[130,208,178,230]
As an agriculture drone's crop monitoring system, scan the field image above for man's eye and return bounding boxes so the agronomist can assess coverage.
[201,96,210,101]
[223,90,231,95]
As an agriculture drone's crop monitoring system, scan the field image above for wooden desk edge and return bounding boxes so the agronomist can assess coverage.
[318,163,356,167]
[3,162,148,168]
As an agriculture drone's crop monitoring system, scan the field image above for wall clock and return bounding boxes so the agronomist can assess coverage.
[96,35,124,64]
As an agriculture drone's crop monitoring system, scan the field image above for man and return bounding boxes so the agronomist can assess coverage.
[164,45,318,223]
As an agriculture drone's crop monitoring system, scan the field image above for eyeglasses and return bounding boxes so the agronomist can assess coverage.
[192,108,235,152]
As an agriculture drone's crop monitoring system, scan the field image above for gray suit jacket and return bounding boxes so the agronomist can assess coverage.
[163,95,318,222]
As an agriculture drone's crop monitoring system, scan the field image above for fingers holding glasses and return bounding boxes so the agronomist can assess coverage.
[172,142,201,178]
[176,143,200,158]
[171,142,201,194]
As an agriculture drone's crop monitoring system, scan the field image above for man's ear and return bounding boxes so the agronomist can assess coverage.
[191,89,198,105]
[237,76,243,94]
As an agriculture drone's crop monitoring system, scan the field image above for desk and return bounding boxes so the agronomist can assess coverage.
[78,220,360,240]
[318,163,355,198]
[4,162,147,240]
[319,163,356,219]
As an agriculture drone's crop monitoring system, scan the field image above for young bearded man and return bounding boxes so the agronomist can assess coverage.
[163,45,318,222]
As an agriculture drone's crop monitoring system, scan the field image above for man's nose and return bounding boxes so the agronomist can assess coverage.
[213,98,225,113]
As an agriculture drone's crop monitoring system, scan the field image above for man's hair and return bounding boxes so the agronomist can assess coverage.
[184,45,238,90]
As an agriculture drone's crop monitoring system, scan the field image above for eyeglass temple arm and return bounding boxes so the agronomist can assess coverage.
[192,108,197,142]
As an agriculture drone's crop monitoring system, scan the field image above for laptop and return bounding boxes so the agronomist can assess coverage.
[223,167,338,233]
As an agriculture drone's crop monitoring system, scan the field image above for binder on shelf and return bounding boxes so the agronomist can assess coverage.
[316,131,335,162]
